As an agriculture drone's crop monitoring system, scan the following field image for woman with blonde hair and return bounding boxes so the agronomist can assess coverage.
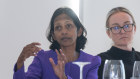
[98,7,140,79]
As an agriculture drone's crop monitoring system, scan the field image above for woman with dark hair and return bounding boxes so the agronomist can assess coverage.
[13,7,101,79]
[98,7,140,79]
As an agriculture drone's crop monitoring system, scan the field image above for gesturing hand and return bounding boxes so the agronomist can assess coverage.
[49,49,68,79]
[17,42,41,70]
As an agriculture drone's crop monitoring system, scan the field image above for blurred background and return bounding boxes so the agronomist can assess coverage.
[0,0,140,79]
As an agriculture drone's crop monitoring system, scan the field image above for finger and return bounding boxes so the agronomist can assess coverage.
[61,61,65,71]
[55,49,61,61]
[62,54,67,63]
[33,47,42,56]
[27,50,35,56]
[49,58,56,69]
[26,47,36,55]
[23,51,33,58]
[30,52,37,56]
[31,42,41,46]
[21,44,41,60]
[25,42,41,49]
[60,49,67,63]
[24,46,41,57]
[21,48,32,57]
[34,47,42,53]
[59,60,65,72]
[59,49,64,55]
[23,49,35,57]
[29,46,40,53]
[59,49,64,60]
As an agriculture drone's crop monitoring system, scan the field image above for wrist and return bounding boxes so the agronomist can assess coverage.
[17,54,26,63]
[16,61,24,70]
[60,75,67,79]
[17,57,24,64]
[16,55,25,70]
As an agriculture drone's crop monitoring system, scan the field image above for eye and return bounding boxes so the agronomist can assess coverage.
[112,26,120,30]
[66,24,72,29]
[54,26,61,31]
[124,24,129,29]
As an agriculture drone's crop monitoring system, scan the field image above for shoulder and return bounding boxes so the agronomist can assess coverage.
[80,51,101,65]
[97,47,114,60]
[80,51,101,73]
[98,51,109,59]
[135,51,140,60]
[135,51,140,55]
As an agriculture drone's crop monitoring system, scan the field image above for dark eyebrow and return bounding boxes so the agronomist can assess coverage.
[54,23,60,26]
[65,20,72,23]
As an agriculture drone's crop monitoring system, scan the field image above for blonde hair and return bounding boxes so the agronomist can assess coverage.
[106,7,136,29]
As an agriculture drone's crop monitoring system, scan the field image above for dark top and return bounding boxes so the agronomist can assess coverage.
[98,46,140,79]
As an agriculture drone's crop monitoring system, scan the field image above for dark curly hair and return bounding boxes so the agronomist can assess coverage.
[46,7,87,52]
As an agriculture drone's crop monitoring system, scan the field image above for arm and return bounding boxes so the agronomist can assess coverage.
[86,56,101,79]
[16,42,41,70]
[13,50,43,79]
[13,63,26,79]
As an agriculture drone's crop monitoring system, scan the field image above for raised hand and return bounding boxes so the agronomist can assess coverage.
[17,42,41,70]
[49,49,68,79]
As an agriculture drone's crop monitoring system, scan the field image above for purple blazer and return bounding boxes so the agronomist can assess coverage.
[13,50,101,79]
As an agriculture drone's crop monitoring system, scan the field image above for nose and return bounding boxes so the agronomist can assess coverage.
[120,28,125,33]
[61,28,68,35]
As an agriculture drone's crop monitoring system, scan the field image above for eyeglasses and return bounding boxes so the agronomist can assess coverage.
[107,24,135,34]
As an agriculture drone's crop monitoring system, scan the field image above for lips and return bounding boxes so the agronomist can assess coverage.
[61,37,71,41]
[120,37,128,39]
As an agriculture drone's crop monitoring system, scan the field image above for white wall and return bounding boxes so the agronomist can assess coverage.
[0,0,75,78]
[0,0,140,79]
[82,0,140,55]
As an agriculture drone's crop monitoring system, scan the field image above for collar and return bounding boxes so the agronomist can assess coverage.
[107,46,135,64]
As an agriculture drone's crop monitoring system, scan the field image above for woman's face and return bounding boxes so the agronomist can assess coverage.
[107,12,136,46]
[53,13,81,47]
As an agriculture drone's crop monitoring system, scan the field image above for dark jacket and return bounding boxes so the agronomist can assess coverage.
[98,46,140,79]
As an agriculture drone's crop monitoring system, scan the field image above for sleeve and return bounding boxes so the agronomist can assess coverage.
[86,56,101,79]
[13,63,26,79]
[97,60,105,79]
[97,54,106,79]
[13,53,42,79]
[67,75,72,79]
